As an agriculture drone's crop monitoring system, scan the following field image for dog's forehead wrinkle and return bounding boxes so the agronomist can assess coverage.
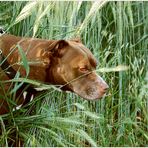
[72,43,97,68]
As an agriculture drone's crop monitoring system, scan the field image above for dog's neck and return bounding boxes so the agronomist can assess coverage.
[0,35,54,82]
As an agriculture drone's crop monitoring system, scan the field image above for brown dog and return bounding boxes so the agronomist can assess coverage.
[0,33,109,115]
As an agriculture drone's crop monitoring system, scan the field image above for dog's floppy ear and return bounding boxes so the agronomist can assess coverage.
[47,40,68,57]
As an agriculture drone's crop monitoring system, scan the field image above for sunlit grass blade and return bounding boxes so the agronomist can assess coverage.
[17,45,29,76]
[76,0,108,35]
[14,1,38,24]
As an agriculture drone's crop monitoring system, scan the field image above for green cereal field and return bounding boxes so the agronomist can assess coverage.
[0,1,148,147]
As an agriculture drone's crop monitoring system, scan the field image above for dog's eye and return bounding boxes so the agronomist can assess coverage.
[79,67,89,73]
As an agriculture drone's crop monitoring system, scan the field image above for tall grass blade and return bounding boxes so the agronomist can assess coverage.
[14,1,38,24]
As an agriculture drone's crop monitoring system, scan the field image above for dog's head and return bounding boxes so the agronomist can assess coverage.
[46,39,109,100]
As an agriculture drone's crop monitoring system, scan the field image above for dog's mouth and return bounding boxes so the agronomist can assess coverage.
[72,88,103,100]
[60,85,73,92]
[58,72,109,100]
[60,84,107,100]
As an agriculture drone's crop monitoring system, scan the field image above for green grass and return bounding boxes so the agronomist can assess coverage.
[0,1,148,146]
